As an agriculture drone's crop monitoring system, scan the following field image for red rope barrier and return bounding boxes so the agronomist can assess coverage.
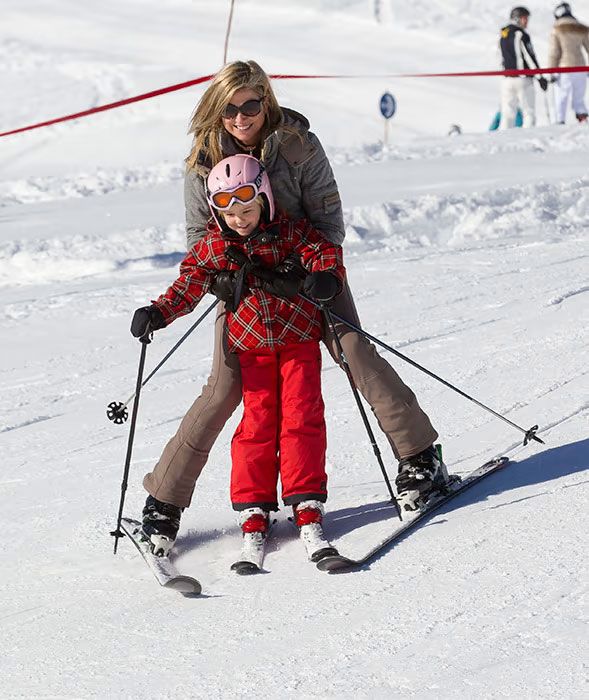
[271,66,589,79]
[1,65,587,139]
[0,74,214,138]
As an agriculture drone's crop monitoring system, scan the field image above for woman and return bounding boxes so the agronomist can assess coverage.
[547,3,589,124]
[140,60,440,553]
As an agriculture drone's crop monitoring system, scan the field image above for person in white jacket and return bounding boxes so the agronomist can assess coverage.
[499,7,548,129]
[548,3,589,123]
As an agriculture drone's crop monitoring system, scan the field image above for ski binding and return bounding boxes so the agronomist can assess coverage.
[120,517,202,594]
[317,456,509,572]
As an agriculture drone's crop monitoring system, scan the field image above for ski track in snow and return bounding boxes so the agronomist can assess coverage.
[547,284,589,306]
[1,1,588,697]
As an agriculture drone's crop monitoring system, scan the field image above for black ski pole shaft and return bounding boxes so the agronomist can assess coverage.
[112,298,220,418]
[303,294,543,447]
[331,311,544,446]
[137,298,220,397]
[107,298,220,424]
[110,332,151,554]
[322,305,402,520]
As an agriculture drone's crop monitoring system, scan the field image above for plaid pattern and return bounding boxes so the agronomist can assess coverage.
[153,216,345,353]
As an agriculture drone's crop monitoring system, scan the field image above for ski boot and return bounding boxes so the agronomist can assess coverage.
[293,500,338,563]
[395,445,453,513]
[239,507,270,536]
[141,495,182,557]
[231,507,270,574]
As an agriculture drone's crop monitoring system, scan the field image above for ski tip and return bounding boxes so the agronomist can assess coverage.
[316,555,356,572]
[231,560,262,576]
[310,546,339,563]
[164,576,202,595]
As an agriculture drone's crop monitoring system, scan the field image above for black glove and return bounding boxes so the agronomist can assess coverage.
[130,305,166,338]
[253,253,304,299]
[302,271,340,303]
[225,246,303,300]
[538,77,548,92]
[261,273,301,299]
[210,270,243,312]
[275,253,308,281]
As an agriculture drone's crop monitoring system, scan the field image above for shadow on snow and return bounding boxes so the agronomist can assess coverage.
[324,438,589,551]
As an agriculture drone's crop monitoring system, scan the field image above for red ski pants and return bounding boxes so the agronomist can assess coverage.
[230,341,328,511]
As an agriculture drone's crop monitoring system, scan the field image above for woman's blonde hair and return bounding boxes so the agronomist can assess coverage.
[186,60,282,171]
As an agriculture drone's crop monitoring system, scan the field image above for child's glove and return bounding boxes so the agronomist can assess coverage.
[302,271,340,303]
[275,253,307,281]
[224,246,303,300]
[256,253,304,299]
[211,270,242,311]
[130,305,166,338]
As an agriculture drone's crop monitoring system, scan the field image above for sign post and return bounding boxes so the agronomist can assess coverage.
[379,92,396,147]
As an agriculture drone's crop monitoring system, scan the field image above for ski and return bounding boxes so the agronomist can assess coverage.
[231,531,268,575]
[298,521,340,563]
[120,517,202,594]
[317,456,509,572]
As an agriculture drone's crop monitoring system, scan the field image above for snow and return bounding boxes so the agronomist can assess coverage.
[1,1,588,697]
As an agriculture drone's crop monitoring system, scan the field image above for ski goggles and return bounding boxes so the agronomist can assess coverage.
[209,183,259,210]
[221,98,264,120]
[208,164,266,211]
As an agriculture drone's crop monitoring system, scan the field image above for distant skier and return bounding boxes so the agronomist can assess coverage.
[499,7,548,129]
[547,2,589,123]
[130,154,345,560]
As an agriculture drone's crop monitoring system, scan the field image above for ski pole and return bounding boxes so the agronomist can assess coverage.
[543,90,552,125]
[321,304,402,520]
[107,298,220,424]
[110,330,152,554]
[303,295,544,447]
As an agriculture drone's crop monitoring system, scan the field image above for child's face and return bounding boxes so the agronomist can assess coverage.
[222,200,262,237]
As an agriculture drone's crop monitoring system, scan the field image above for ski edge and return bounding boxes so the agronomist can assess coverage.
[120,517,202,595]
[317,456,509,573]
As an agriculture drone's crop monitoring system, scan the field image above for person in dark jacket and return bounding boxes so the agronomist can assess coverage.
[137,60,442,554]
[499,7,548,128]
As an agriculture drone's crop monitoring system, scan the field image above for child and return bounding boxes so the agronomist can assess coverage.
[131,154,345,564]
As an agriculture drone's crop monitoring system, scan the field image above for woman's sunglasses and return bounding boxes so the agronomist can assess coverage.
[222,98,264,120]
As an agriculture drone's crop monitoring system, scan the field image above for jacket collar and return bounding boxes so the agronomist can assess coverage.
[211,218,281,242]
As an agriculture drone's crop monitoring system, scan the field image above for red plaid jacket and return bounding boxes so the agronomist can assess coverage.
[153,216,345,353]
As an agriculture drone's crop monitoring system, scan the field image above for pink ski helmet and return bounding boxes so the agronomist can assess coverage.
[206,154,274,228]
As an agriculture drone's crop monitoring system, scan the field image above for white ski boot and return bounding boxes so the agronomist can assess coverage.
[293,500,338,563]
[231,507,270,575]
